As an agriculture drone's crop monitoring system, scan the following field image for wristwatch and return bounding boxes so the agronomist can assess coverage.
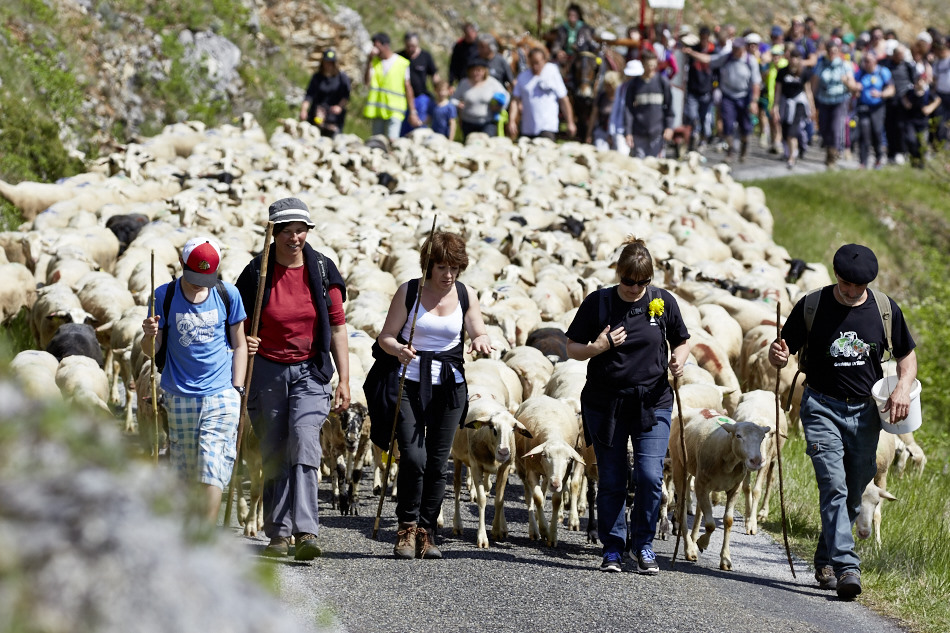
[234,385,246,397]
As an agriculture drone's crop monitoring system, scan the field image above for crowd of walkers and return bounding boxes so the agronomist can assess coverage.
[297,8,950,170]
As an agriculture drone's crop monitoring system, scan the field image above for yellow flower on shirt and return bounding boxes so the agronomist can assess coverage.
[648,298,665,319]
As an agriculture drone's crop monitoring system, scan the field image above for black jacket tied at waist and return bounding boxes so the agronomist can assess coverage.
[580,377,666,447]
[415,342,466,411]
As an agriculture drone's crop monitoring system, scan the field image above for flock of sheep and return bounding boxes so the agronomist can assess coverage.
[0,114,927,569]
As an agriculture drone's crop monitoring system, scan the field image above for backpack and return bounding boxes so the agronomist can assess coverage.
[785,286,892,409]
[155,278,233,372]
[248,247,333,308]
[596,286,668,358]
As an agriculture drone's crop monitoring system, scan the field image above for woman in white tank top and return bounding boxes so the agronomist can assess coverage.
[376,231,493,559]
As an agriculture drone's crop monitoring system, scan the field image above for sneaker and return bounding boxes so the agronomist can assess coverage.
[637,547,660,575]
[262,536,291,558]
[814,565,837,590]
[394,523,417,559]
[415,527,442,559]
[600,551,623,573]
[293,532,322,561]
[837,570,862,601]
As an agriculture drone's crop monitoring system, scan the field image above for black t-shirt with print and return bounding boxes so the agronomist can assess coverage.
[776,67,806,99]
[566,286,690,408]
[781,285,916,399]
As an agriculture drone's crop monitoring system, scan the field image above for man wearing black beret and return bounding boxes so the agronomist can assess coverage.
[768,243,917,601]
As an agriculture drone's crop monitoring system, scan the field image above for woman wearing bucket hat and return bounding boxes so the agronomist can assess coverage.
[768,243,917,601]
[142,237,249,523]
[235,197,350,561]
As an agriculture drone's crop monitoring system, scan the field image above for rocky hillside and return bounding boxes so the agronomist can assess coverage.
[0,0,942,218]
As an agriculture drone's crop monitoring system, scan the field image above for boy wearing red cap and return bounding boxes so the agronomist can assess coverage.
[142,236,248,522]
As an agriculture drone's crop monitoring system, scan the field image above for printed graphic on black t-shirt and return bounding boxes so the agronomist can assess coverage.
[782,286,916,399]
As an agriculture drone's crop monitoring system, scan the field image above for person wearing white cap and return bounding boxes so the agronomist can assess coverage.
[142,236,248,524]
[604,59,642,154]
[882,43,918,165]
[623,50,675,158]
[235,197,350,561]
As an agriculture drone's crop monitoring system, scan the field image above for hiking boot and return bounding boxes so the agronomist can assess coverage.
[415,527,442,559]
[815,565,837,590]
[837,570,862,601]
[293,532,322,561]
[393,522,416,559]
[600,551,623,573]
[262,536,291,558]
[739,139,748,162]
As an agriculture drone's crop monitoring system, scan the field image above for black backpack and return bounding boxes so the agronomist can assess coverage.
[155,278,233,372]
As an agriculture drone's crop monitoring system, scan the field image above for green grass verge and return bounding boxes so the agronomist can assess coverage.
[756,164,950,633]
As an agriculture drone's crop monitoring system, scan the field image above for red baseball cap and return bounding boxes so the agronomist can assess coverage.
[181,237,221,287]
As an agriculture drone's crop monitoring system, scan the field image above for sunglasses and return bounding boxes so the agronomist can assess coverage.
[620,276,652,287]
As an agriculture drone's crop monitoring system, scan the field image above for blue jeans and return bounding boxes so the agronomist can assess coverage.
[800,387,880,577]
[371,116,403,140]
[591,407,672,555]
[684,91,713,142]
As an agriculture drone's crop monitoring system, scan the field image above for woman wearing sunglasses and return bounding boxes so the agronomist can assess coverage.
[565,236,691,574]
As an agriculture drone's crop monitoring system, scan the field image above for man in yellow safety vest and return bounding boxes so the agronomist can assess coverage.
[363,32,420,139]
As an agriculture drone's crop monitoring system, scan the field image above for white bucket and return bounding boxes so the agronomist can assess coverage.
[871,375,922,434]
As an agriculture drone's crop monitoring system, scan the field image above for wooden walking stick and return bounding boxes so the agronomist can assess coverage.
[775,301,796,577]
[669,373,689,568]
[224,221,274,528]
[149,250,159,465]
[373,216,438,540]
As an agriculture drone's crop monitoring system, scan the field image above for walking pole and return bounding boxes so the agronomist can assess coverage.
[774,301,796,577]
[149,251,159,465]
[669,374,689,568]
[224,221,274,528]
[373,216,438,540]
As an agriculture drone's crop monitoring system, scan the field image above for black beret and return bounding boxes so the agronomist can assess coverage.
[833,244,878,284]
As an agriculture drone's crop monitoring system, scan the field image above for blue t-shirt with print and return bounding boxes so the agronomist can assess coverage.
[855,66,892,106]
[156,279,247,397]
[431,102,458,137]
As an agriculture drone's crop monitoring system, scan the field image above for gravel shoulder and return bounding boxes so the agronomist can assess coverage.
[232,472,909,633]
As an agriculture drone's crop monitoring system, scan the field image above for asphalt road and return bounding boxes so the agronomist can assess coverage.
[231,470,909,633]
[698,135,863,182]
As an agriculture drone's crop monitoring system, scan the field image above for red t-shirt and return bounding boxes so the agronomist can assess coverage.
[257,263,345,363]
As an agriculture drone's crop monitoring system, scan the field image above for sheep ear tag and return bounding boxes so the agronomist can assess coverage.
[716,417,730,426]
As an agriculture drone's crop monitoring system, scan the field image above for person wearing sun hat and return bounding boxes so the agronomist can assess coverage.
[769,243,917,601]
[235,197,349,561]
[142,236,248,524]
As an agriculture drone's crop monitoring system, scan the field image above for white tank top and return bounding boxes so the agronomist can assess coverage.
[400,301,463,384]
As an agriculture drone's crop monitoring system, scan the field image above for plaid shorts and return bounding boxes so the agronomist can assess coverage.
[165,389,241,489]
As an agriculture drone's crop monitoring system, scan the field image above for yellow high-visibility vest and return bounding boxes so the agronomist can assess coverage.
[363,55,410,121]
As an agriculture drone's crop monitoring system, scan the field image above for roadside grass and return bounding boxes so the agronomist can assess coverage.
[754,166,950,633]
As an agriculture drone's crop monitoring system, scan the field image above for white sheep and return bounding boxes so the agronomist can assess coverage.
[514,396,586,547]
[452,394,532,547]
[670,408,769,570]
